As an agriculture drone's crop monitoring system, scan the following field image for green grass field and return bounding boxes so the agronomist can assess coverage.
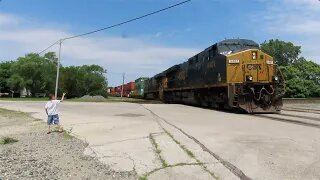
[67,96,149,103]
[0,97,48,101]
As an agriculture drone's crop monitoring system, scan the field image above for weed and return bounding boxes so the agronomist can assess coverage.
[63,128,73,139]
[0,136,18,144]
[163,129,219,179]
[185,148,195,158]
[138,176,148,180]
[149,133,168,167]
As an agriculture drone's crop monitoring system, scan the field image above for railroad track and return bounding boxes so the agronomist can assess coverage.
[276,112,320,122]
[282,107,320,114]
[254,112,320,129]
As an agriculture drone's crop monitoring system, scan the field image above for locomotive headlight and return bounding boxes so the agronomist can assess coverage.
[273,76,279,82]
[246,75,253,82]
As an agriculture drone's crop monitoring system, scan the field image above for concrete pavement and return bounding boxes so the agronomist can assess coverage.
[0,101,319,180]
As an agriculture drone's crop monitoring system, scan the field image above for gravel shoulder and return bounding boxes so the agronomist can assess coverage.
[0,108,137,180]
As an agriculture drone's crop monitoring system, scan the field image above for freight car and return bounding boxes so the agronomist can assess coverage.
[109,81,137,97]
[124,82,135,97]
[132,77,149,98]
[143,39,285,113]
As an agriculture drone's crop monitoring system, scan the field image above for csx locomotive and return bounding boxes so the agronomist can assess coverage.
[144,39,285,113]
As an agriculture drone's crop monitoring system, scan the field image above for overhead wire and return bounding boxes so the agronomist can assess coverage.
[38,0,191,54]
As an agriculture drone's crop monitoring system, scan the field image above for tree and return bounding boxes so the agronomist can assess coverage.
[6,74,25,92]
[0,61,14,92]
[60,65,108,97]
[9,53,57,96]
[261,39,320,98]
[1,51,108,98]
[261,39,301,66]
[281,59,320,98]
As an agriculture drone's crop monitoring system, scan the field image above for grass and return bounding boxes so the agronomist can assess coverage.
[0,136,18,144]
[142,131,217,179]
[63,128,73,139]
[138,176,148,180]
[163,129,196,159]
[0,97,48,101]
[184,146,196,159]
[149,133,168,168]
[0,108,30,119]
[140,162,205,179]
[162,129,218,179]
[0,96,148,103]
[68,96,149,103]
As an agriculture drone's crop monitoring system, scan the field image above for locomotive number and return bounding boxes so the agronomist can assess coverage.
[266,60,274,65]
[229,59,240,64]
[247,64,261,70]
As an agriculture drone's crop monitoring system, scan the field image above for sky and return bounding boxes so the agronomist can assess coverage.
[0,0,319,86]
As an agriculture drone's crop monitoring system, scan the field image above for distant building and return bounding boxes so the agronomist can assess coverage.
[19,88,31,97]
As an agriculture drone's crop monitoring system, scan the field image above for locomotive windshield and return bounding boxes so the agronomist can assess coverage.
[217,39,259,56]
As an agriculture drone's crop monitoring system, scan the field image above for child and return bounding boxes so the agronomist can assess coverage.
[45,93,66,134]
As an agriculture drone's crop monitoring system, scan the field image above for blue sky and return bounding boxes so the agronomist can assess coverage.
[1,0,319,86]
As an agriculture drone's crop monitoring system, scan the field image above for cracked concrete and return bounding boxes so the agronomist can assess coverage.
[1,101,320,180]
[153,133,196,165]
[148,165,213,180]
[142,104,320,180]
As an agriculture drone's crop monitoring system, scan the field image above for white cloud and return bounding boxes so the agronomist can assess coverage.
[267,18,320,35]
[256,0,320,62]
[282,0,320,11]
[0,13,199,86]
[0,13,19,25]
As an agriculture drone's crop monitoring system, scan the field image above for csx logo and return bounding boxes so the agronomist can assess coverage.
[247,64,261,70]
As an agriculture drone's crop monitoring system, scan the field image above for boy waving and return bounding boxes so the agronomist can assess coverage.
[45,93,66,134]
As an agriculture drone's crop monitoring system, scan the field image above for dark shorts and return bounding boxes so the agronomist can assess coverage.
[47,115,59,125]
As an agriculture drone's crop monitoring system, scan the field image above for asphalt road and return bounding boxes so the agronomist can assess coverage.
[1,101,319,180]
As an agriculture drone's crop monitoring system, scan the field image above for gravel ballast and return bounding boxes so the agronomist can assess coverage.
[0,108,137,180]
[79,95,106,102]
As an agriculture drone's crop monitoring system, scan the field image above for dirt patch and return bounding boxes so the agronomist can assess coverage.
[0,108,137,180]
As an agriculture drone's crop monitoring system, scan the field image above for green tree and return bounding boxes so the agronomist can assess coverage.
[6,74,25,92]
[0,61,15,92]
[281,59,320,98]
[1,52,108,98]
[261,39,301,66]
[60,65,108,97]
[9,53,57,96]
[262,39,320,98]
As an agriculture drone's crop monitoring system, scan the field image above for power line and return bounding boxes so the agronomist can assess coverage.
[63,0,191,41]
[38,0,191,54]
[38,40,60,55]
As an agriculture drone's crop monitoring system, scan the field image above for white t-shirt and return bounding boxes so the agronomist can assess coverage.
[45,100,61,115]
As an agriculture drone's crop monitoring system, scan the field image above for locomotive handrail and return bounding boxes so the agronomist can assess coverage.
[250,85,274,102]
[264,86,275,95]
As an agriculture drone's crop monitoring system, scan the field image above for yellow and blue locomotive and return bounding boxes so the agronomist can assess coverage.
[144,39,285,113]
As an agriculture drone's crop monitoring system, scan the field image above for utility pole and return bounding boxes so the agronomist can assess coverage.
[120,72,125,100]
[55,39,62,98]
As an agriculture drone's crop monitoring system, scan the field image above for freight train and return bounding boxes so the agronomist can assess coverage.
[110,39,285,113]
[109,77,148,98]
